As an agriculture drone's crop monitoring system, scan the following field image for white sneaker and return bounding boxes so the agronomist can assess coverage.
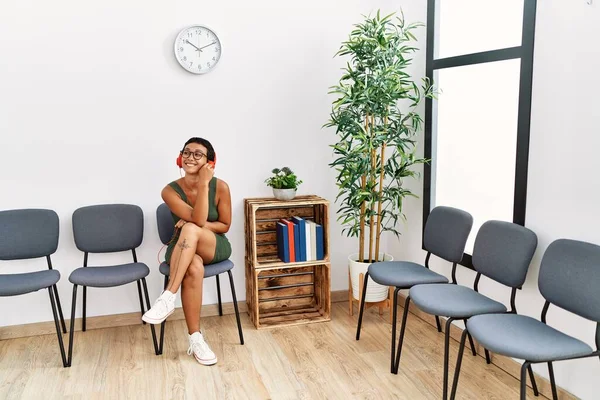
[187,331,217,365]
[142,291,175,324]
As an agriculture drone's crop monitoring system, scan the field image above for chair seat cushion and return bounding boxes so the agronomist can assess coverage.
[0,270,60,296]
[410,284,507,318]
[159,259,234,278]
[159,262,170,276]
[69,263,149,287]
[468,313,593,362]
[368,261,449,287]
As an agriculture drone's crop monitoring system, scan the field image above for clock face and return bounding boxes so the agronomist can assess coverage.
[174,26,222,74]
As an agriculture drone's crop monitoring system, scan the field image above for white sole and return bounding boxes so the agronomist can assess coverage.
[141,308,174,325]
[192,352,217,366]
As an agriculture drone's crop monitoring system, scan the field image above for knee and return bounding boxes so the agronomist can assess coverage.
[185,256,204,281]
[181,222,202,237]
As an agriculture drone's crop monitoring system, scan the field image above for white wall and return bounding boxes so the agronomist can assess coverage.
[388,1,599,398]
[0,0,424,326]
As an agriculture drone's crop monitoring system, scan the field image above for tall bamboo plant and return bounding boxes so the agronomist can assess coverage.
[326,10,435,263]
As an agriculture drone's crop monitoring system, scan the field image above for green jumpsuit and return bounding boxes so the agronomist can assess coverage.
[164,177,232,265]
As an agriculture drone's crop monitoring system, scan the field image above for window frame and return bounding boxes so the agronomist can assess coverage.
[423,0,538,269]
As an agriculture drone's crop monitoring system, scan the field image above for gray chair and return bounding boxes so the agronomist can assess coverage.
[408,220,538,400]
[356,206,474,373]
[66,204,158,367]
[451,239,600,400]
[155,203,243,355]
[0,209,68,367]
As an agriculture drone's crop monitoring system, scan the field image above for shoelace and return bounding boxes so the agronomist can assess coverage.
[151,297,169,314]
[187,337,209,356]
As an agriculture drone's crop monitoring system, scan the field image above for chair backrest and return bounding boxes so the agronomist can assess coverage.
[156,203,174,245]
[539,239,600,323]
[0,209,59,260]
[423,206,473,263]
[472,220,537,288]
[72,204,143,253]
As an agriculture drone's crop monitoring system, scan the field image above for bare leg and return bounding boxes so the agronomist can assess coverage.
[166,223,215,293]
[182,255,205,334]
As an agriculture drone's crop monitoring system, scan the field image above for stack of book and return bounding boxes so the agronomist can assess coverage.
[276,217,324,262]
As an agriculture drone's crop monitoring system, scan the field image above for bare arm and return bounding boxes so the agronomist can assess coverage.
[203,180,231,234]
[161,185,197,224]
[190,182,210,226]
[161,166,213,227]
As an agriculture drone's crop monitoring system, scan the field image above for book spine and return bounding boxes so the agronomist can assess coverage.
[305,221,312,261]
[276,222,290,263]
[316,223,324,260]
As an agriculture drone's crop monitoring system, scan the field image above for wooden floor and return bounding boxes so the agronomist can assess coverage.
[0,302,543,399]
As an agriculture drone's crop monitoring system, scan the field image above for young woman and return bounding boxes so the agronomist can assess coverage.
[142,137,232,366]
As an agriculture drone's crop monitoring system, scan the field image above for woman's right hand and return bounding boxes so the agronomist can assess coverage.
[198,163,214,186]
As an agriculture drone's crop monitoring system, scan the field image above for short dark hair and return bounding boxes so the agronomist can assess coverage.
[182,137,215,162]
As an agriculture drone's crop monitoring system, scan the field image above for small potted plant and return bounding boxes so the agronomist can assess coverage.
[265,167,303,200]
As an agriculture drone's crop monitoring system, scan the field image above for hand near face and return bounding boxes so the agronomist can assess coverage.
[198,163,214,186]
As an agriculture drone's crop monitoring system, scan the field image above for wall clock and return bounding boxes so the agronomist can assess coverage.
[174,25,222,74]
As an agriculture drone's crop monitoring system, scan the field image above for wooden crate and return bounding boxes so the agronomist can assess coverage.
[245,195,330,269]
[245,264,331,329]
[244,196,331,329]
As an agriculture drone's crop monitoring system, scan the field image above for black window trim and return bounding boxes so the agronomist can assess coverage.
[423,0,538,270]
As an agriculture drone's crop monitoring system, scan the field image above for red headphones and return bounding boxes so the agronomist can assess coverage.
[176,152,217,169]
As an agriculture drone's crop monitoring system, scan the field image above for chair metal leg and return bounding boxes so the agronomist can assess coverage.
[227,270,244,345]
[52,284,67,333]
[484,348,491,364]
[137,280,146,325]
[390,288,400,373]
[520,362,530,400]
[355,271,370,340]
[435,315,442,332]
[528,364,539,396]
[393,292,409,374]
[216,274,223,316]
[67,285,78,367]
[48,287,68,367]
[464,319,477,356]
[547,362,558,400]
[450,329,469,400]
[159,275,168,355]
[443,317,457,400]
[82,286,87,332]
[141,278,159,356]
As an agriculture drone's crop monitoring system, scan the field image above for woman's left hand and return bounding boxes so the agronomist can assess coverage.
[174,219,187,230]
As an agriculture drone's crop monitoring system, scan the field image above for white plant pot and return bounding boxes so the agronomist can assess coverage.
[273,188,296,200]
[349,253,393,303]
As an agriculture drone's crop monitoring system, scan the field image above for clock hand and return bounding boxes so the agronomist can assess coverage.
[198,41,217,50]
[185,39,202,52]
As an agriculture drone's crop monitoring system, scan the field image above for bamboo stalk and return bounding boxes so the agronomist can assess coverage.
[375,115,388,262]
[368,115,376,263]
[359,175,366,263]
[375,143,386,261]
[358,113,369,263]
